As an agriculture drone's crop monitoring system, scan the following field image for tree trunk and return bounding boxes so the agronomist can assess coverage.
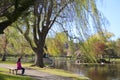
[34,49,44,68]
[109,55,111,62]
[1,53,6,61]
[0,20,12,34]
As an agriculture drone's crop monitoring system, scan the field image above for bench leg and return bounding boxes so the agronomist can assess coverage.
[12,70,14,74]
[15,69,18,75]
[9,69,14,74]
[9,69,11,73]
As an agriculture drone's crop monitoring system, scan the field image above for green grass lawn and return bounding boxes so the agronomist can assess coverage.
[112,58,120,62]
[105,58,120,63]
[0,73,34,80]
[0,67,34,80]
[33,67,89,80]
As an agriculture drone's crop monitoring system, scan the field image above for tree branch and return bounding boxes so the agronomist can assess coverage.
[49,3,68,30]
[0,0,35,34]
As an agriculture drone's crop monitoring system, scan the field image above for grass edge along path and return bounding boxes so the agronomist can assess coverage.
[32,67,89,80]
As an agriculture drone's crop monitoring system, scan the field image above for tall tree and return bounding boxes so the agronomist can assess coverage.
[8,0,106,67]
[16,0,71,67]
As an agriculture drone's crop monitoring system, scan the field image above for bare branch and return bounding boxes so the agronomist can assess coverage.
[49,3,68,30]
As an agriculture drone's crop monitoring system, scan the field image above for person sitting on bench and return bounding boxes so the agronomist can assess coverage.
[17,56,25,75]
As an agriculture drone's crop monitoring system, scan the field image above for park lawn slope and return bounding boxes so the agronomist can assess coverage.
[0,68,34,80]
[34,67,89,80]
[0,73,34,80]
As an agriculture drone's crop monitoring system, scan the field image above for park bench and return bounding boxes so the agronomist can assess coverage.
[8,67,22,75]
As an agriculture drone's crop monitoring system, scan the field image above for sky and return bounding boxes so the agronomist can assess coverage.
[98,0,120,40]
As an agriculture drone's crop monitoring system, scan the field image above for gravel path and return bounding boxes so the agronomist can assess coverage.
[0,64,73,80]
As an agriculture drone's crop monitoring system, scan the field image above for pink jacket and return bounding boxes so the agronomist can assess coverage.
[17,62,22,69]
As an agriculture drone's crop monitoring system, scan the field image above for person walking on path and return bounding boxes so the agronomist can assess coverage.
[17,56,25,75]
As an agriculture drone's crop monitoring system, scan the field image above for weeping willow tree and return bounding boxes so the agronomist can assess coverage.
[67,0,108,62]
[47,0,108,62]
[3,0,108,67]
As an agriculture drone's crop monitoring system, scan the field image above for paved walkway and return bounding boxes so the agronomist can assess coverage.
[0,64,73,80]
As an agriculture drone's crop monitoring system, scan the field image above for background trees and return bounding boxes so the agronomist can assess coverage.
[46,32,68,56]
[0,26,34,61]
[0,34,8,61]
[115,39,120,57]
[78,31,115,62]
